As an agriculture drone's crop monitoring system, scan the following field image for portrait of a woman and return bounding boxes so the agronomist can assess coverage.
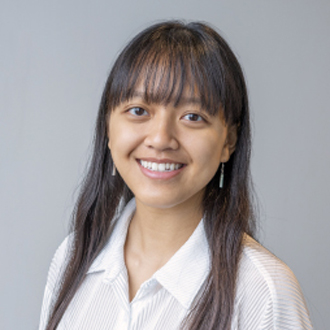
[38,21,313,329]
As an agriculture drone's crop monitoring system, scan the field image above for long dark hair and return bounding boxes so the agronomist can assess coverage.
[45,20,255,330]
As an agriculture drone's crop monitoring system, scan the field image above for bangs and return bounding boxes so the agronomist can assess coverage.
[107,23,232,119]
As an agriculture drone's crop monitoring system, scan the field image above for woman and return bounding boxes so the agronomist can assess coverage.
[39,21,312,329]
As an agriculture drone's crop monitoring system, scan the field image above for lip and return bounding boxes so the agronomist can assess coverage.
[137,157,185,164]
[136,159,186,180]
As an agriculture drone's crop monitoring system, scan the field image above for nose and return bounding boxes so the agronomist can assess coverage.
[144,113,179,151]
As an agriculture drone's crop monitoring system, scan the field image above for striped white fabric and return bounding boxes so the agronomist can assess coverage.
[39,199,313,329]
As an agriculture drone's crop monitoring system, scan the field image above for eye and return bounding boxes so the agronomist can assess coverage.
[182,113,204,122]
[128,107,148,116]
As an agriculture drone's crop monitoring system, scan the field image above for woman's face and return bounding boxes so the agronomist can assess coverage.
[108,85,235,211]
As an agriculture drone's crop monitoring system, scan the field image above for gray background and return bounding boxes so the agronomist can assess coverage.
[1,1,329,329]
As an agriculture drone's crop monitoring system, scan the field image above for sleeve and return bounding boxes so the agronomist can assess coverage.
[234,237,313,330]
[257,264,313,329]
[38,236,72,330]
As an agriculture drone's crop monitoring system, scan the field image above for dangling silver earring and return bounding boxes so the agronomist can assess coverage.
[112,164,116,176]
[219,163,225,188]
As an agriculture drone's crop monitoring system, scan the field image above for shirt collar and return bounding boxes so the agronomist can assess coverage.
[152,218,210,309]
[86,198,210,310]
[86,199,135,277]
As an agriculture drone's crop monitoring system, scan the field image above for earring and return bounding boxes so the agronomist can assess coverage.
[112,164,116,176]
[219,163,224,188]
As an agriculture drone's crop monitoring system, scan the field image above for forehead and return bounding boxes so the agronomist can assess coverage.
[120,59,204,106]
[109,48,224,117]
[128,83,202,107]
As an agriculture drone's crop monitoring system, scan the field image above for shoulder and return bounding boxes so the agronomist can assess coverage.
[39,235,73,330]
[45,234,73,291]
[232,235,313,329]
[240,234,297,288]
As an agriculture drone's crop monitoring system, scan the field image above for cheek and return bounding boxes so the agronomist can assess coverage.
[109,122,140,158]
[187,132,225,167]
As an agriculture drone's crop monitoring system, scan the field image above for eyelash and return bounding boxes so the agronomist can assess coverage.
[127,107,148,116]
[182,113,205,122]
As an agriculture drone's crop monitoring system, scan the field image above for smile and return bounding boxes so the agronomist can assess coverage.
[139,160,184,172]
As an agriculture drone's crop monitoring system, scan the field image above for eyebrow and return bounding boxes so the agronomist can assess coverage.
[130,91,202,107]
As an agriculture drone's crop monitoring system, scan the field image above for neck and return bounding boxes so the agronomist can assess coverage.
[124,194,204,301]
[126,195,204,264]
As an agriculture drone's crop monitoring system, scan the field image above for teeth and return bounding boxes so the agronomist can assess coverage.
[139,160,183,172]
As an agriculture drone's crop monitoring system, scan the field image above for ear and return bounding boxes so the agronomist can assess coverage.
[220,125,238,163]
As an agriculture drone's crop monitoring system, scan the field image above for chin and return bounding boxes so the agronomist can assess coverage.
[137,196,181,210]
[135,190,204,211]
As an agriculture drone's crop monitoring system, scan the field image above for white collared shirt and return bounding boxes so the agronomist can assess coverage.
[39,199,312,329]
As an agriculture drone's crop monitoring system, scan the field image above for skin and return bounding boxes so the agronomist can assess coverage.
[108,87,237,301]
